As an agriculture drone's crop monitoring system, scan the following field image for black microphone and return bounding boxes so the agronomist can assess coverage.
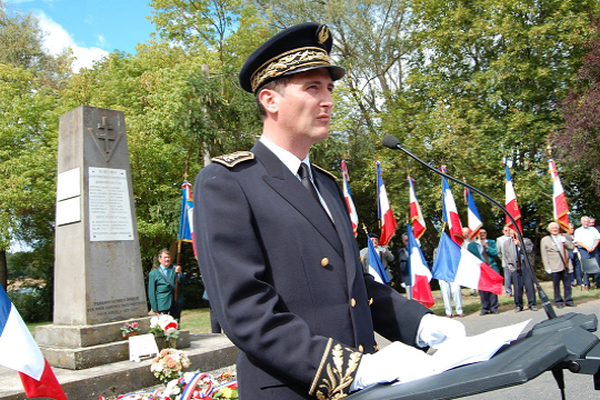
[382,134,557,320]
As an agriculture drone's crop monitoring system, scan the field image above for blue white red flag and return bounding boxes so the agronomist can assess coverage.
[503,158,522,234]
[432,232,503,295]
[465,188,483,240]
[441,166,463,245]
[408,176,426,239]
[366,235,390,285]
[178,181,196,256]
[548,159,570,231]
[406,224,434,308]
[341,160,359,237]
[377,161,397,246]
[0,287,68,400]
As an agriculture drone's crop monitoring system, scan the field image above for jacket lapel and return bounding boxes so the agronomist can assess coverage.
[316,171,359,284]
[252,141,343,257]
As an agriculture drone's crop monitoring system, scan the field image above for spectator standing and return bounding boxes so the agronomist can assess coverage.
[541,222,576,308]
[467,228,499,315]
[573,216,600,290]
[496,225,513,296]
[503,231,537,312]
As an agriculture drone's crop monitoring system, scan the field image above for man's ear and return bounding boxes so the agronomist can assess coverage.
[258,88,280,115]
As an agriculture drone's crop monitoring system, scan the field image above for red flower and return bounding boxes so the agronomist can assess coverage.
[164,322,178,331]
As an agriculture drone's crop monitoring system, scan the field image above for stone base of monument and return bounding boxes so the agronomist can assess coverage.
[36,317,191,370]
[0,334,238,400]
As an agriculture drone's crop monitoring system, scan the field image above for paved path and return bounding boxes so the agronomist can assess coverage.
[1,301,597,399]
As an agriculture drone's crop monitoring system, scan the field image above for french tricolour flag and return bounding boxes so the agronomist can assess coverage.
[432,232,503,295]
[465,188,483,240]
[178,180,196,256]
[548,159,570,231]
[406,224,434,308]
[377,161,397,246]
[503,158,522,234]
[341,160,359,237]
[366,234,390,285]
[408,176,426,239]
[0,287,68,400]
[441,166,463,245]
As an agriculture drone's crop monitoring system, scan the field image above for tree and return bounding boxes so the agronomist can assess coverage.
[555,22,600,218]
[383,0,598,251]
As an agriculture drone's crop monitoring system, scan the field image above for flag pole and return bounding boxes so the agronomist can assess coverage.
[382,135,557,319]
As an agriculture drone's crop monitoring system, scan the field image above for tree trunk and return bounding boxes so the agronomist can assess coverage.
[0,250,7,290]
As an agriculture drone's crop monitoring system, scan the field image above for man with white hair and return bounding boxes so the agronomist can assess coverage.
[573,216,600,290]
[541,222,576,308]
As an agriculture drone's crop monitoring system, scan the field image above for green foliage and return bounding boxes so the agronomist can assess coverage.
[555,23,600,219]
[4,0,600,308]
[381,0,598,250]
[8,285,52,322]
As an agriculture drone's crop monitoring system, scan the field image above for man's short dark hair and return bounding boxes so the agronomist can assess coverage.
[256,76,292,118]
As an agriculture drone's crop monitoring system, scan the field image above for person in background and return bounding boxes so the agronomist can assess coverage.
[467,228,499,315]
[396,233,410,291]
[503,230,537,312]
[573,216,600,290]
[360,232,394,282]
[147,249,184,322]
[569,223,582,287]
[541,222,576,309]
[496,225,513,297]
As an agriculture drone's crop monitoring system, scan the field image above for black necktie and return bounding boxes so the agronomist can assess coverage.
[299,163,320,204]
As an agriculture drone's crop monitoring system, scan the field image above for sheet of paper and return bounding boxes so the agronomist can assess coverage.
[393,319,531,385]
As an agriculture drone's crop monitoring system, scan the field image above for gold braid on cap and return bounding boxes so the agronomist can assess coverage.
[250,47,331,93]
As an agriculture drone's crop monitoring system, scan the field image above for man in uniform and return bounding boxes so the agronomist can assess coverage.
[193,23,465,399]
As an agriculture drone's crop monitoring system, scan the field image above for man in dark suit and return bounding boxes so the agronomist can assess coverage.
[193,23,465,399]
[502,230,538,312]
[396,233,410,290]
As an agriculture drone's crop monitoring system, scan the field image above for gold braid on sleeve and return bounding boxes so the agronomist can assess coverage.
[309,338,362,400]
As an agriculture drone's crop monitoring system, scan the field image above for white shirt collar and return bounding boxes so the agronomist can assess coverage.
[259,136,310,178]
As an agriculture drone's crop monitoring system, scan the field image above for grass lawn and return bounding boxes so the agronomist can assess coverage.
[27,281,600,335]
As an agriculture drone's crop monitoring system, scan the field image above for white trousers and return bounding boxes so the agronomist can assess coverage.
[440,280,463,316]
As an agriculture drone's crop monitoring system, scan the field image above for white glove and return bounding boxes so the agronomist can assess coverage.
[416,314,466,349]
[350,341,435,391]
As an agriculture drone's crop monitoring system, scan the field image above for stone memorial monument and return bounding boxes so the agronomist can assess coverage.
[36,106,189,370]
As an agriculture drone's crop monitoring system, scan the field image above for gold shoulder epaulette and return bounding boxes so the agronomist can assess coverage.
[212,151,254,167]
[312,164,338,181]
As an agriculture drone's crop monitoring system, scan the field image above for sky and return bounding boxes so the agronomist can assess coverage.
[6,0,156,71]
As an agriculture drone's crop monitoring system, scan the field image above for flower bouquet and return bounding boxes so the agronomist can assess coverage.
[151,348,191,385]
[148,314,179,348]
[121,322,141,338]
[101,369,237,400]
[149,314,179,341]
[163,371,238,400]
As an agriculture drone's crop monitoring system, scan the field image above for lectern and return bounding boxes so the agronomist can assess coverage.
[348,313,599,399]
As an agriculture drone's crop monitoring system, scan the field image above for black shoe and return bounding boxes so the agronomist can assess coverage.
[480,310,490,316]
[529,305,538,311]
[514,307,523,313]
[556,304,564,309]
[491,310,499,314]
[566,303,577,307]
